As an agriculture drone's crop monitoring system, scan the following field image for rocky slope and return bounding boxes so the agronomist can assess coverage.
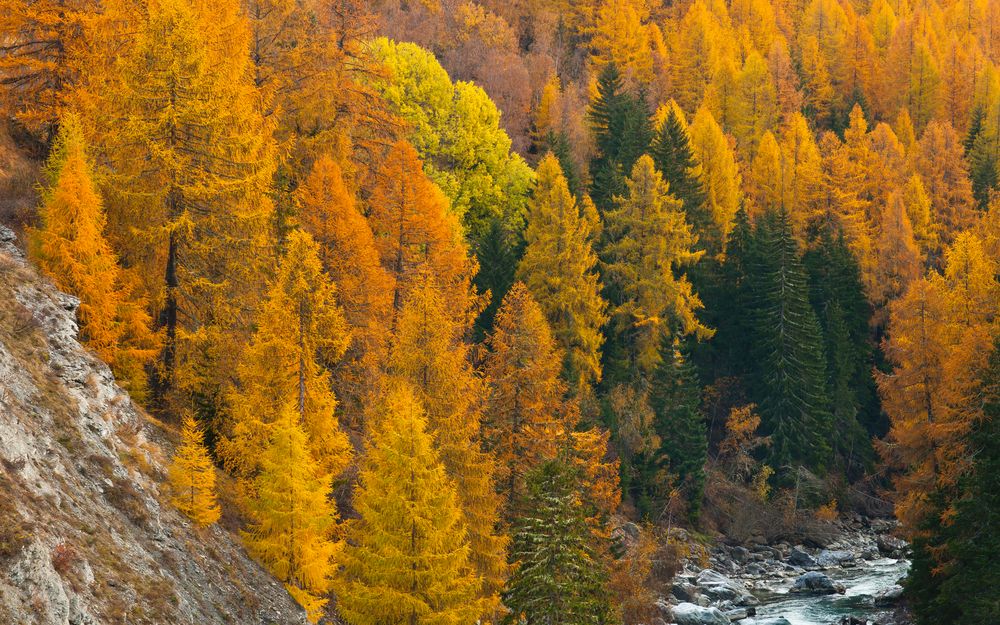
[0,225,308,625]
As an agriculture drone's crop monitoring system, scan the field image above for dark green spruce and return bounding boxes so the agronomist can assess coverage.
[503,459,613,625]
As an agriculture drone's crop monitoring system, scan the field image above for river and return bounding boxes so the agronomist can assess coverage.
[753,557,909,625]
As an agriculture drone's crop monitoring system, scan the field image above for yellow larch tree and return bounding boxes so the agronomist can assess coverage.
[877,275,955,532]
[368,140,477,323]
[872,191,922,326]
[688,106,742,256]
[484,282,577,508]
[483,282,619,521]
[388,277,507,612]
[219,230,352,481]
[734,51,778,152]
[0,0,101,138]
[296,154,393,423]
[28,113,158,401]
[910,120,977,259]
[243,402,339,624]
[589,0,654,86]
[602,155,711,382]
[748,130,784,217]
[168,413,221,527]
[97,0,277,413]
[778,112,824,240]
[336,383,483,625]
[517,154,608,395]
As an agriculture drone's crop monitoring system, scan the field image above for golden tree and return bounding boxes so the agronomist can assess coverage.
[243,403,339,624]
[368,140,476,323]
[29,113,158,401]
[601,155,710,380]
[220,230,351,480]
[517,154,608,394]
[388,277,508,610]
[336,383,483,625]
[296,155,393,421]
[97,0,277,410]
[169,413,221,527]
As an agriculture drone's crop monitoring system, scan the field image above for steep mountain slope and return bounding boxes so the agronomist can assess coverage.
[0,225,308,625]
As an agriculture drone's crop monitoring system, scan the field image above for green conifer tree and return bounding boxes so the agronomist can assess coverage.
[748,209,832,472]
[588,62,652,214]
[650,107,709,241]
[648,338,708,520]
[502,458,613,625]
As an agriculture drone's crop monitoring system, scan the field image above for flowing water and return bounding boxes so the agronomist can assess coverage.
[752,558,909,625]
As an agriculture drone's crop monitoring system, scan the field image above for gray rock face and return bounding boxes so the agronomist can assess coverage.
[789,571,847,595]
[670,602,731,625]
[696,569,759,606]
[0,235,308,624]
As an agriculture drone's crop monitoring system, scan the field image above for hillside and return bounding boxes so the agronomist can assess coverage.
[0,225,308,625]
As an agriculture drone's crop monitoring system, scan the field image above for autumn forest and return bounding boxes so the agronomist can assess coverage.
[2,0,1000,622]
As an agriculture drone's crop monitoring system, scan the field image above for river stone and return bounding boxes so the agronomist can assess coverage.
[789,571,847,595]
[670,602,731,625]
[735,619,792,625]
[816,549,854,567]
[877,534,907,556]
[875,584,904,605]
[696,569,759,606]
[788,546,817,568]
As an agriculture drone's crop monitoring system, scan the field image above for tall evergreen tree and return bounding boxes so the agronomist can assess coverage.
[650,105,710,240]
[647,338,708,520]
[748,209,832,472]
[502,459,613,625]
[804,228,878,465]
[588,62,652,213]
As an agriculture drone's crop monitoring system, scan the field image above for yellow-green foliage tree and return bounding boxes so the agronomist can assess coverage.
[169,413,221,526]
[98,0,276,410]
[243,403,339,624]
[220,230,351,480]
[336,383,483,625]
[601,155,710,381]
[517,154,608,394]
[389,277,508,610]
[29,113,158,401]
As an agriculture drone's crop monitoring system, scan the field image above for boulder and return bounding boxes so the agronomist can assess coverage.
[670,602,731,625]
[789,571,846,595]
[875,584,904,606]
[672,582,700,603]
[816,549,854,567]
[877,534,907,557]
[787,546,817,568]
[696,569,759,606]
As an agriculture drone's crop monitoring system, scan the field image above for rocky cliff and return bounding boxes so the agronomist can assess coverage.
[0,225,308,625]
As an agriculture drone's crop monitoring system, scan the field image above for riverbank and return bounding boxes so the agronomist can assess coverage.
[656,516,911,625]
